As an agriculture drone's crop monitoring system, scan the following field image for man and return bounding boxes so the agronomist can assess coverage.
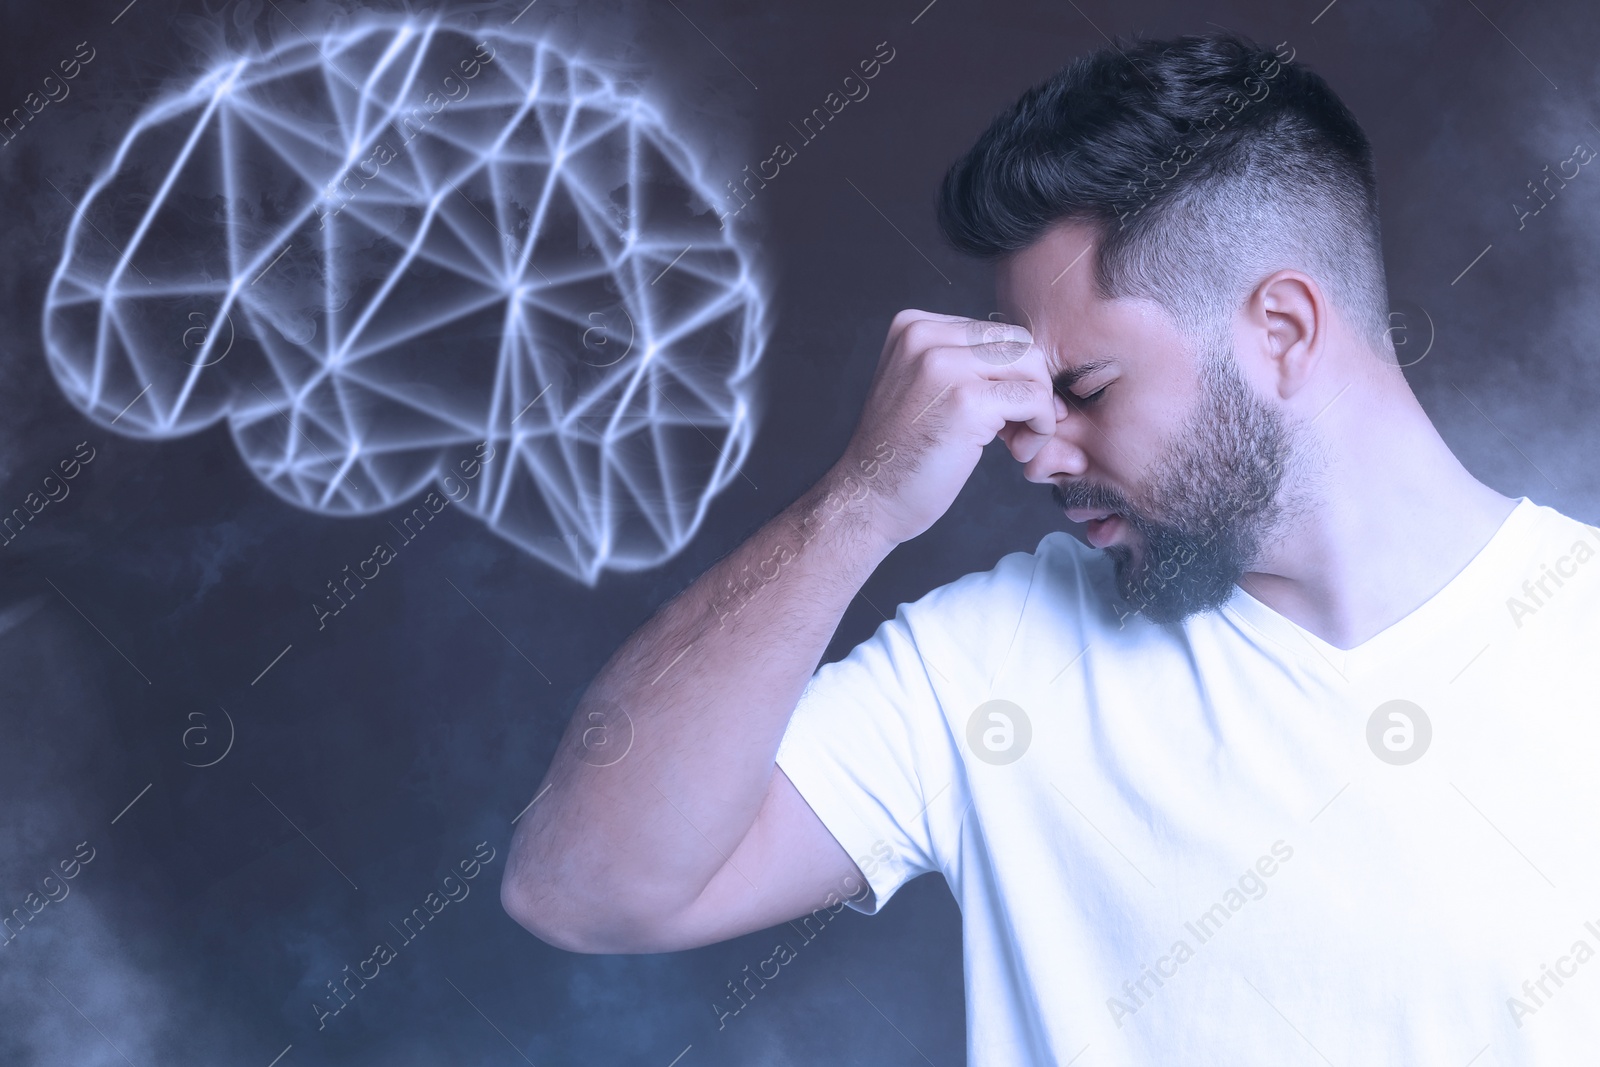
[502,31,1600,1063]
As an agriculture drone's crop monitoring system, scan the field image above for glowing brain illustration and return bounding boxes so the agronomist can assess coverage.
[43,17,765,582]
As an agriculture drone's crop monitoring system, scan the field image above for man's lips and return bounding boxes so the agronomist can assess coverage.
[1063,507,1124,549]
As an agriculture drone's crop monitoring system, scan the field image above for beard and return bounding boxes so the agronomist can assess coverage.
[1052,345,1308,626]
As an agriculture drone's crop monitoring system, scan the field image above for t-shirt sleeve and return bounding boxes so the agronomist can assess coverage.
[773,543,1047,915]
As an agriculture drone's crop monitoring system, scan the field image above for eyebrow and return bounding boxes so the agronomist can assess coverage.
[1052,356,1116,393]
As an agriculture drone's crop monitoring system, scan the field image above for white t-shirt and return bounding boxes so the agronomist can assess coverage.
[774,496,1600,1065]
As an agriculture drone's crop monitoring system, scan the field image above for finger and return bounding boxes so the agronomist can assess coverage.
[979,377,1058,440]
[958,318,1032,349]
[899,315,1034,360]
[960,339,1053,387]
[888,308,980,346]
[967,336,1037,369]
[921,339,1043,370]
[999,391,1069,463]
[960,320,1032,367]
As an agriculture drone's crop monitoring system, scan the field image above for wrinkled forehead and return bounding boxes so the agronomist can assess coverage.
[993,219,1207,390]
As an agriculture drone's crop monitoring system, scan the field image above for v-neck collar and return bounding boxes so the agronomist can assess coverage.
[1215,496,1536,680]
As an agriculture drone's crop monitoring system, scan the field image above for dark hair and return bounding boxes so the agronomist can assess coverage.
[937,32,1392,354]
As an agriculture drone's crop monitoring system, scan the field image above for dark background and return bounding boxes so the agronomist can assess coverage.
[1,0,1596,1064]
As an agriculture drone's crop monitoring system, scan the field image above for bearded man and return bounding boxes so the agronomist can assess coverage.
[503,31,1600,1065]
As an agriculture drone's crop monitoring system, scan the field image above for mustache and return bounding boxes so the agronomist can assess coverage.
[1050,480,1135,518]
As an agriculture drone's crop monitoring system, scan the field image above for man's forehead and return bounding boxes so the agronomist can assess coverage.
[987,300,1115,389]
[994,224,1101,329]
[994,218,1100,296]
[991,223,1190,388]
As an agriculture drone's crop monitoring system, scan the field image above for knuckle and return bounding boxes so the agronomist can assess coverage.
[974,318,1029,345]
[916,344,956,376]
[994,378,1036,404]
[960,318,993,345]
[901,318,941,354]
[980,339,1031,367]
[946,381,979,418]
[891,307,928,328]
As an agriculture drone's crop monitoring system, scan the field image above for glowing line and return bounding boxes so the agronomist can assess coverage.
[112,76,239,299]
[266,0,364,95]
[43,177,151,288]
[42,19,766,582]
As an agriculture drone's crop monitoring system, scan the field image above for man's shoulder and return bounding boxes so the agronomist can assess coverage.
[1522,499,1600,544]
[896,530,1129,646]
[908,530,1091,606]
[1505,499,1600,579]
[1501,499,1600,620]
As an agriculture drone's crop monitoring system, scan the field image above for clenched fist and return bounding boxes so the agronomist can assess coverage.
[828,310,1068,547]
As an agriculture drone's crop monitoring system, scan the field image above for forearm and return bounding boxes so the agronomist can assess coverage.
[505,454,899,937]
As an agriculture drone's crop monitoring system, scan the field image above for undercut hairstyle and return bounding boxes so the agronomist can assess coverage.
[937,32,1395,360]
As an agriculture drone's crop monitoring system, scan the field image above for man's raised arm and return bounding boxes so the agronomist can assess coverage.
[500,310,1062,954]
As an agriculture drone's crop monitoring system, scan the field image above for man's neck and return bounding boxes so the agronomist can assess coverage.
[1236,370,1519,651]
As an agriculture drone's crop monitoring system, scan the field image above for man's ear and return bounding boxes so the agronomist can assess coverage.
[1247,269,1324,400]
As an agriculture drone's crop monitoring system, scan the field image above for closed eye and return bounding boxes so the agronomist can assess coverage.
[1067,383,1109,407]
